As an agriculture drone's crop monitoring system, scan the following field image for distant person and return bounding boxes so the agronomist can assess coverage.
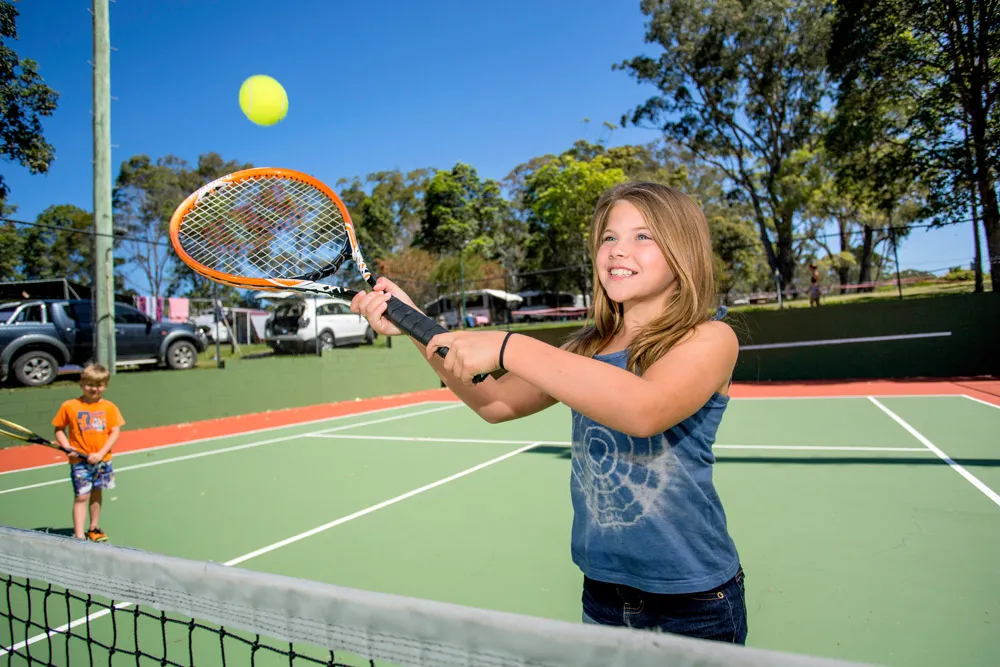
[52,363,125,542]
[352,182,747,644]
[808,263,822,307]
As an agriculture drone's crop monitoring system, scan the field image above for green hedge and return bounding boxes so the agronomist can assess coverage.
[727,292,996,381]
[510,293,997,382]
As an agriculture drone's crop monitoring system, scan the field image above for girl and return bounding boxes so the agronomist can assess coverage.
[350,181,746,643]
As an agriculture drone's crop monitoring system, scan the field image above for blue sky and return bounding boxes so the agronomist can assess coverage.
[3,0,985,291]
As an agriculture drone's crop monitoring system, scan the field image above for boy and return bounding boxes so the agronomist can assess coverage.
[52,363,125,542]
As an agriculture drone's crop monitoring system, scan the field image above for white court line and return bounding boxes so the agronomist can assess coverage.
[868,396,1000,509]
[307,433,567,446]
[0,404,462,496]
[226,441,542,565]
[0,400,457,477]
[741,331,950,350]
[962,394,1000,411]
[2,440,542,656]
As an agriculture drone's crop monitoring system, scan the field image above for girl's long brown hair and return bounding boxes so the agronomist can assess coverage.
[562,181,718,375]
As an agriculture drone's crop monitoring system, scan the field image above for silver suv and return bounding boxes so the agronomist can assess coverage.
[264,296,375,353]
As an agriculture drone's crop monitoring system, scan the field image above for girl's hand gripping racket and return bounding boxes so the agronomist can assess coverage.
[0,418,86,459]
[168,167,488,384]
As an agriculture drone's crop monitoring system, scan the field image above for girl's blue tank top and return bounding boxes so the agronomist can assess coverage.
[568,310,741,594]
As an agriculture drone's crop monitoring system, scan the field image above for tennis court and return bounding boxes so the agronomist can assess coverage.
[1,384,998,666]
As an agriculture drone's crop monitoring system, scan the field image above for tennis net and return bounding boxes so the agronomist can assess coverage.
[1,525,864,667]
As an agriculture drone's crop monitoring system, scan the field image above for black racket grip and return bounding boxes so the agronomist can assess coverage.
[382,296,488,384]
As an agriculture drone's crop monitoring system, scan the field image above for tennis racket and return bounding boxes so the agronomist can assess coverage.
[168,167,488,384]
[0,418,87,459]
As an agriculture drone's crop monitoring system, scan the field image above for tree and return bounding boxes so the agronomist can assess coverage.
[338,180,401,265]
[114,152,252,300]
[336,168,433,252]
[0,201,20,280]
[0,0,58,207]
[829,0,999,291]
[681,155,770,300]
[416,163,509,255]
[377,247,440,311]
[114,155,188,300]
[521,155,627,299]
[22,205,97,284]
[179,154,255,301]
[429,253,505,295]
[616,0,833,297]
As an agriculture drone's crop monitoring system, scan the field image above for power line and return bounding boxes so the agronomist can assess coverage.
[0,217,171,248]
[0,212,982,262]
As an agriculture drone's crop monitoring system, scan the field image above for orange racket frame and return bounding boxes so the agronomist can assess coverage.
[167,167,488,384]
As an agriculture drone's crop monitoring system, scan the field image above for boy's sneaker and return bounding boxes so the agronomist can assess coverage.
[86,528,108,543]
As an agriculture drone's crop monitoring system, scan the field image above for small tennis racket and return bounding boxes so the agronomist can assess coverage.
[0,418,87,459]
[168,167,488,384]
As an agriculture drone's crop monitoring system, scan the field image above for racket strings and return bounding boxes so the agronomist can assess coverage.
[176,177,349,281]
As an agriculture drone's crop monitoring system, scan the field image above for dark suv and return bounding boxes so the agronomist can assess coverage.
[0,299,207,386]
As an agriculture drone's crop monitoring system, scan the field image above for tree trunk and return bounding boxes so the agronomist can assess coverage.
[858,225,876,292]
[972,202,984,294]
[979,183,1000,293]
[837,222,850,293]
[969,83,999,293]
[776,217,795,299]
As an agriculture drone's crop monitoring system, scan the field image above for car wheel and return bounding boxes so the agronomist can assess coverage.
[318,331,335,352]
[166,341,198,370]
[364,326,375,345]
[12,350,59,387]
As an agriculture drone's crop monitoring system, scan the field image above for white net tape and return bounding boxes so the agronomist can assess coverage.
[0,526,869,667]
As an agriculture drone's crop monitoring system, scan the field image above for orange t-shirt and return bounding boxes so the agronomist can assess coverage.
[51,398,125,462]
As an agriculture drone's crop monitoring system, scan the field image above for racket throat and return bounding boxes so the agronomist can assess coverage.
[295,251,349,282]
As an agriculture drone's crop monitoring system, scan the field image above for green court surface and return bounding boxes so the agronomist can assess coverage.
[1,395,998,666]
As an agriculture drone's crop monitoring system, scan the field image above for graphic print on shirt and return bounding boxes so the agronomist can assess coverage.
[75,411,107,434]
[571,411,680,529]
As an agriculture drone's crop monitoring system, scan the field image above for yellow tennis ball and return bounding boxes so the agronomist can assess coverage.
[239,75,288,126]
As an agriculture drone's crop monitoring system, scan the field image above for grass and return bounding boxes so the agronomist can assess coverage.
[727,279,991,313]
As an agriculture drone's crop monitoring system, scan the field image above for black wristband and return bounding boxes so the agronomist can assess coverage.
[498,332,514,371]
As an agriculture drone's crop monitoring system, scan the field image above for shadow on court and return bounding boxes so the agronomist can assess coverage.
[714,455,1000,466]
[31,526,76,537]
[520,446,1000,468]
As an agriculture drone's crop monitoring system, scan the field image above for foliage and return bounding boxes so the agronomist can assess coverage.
[828,0,1000,290]
[376,247,440,311]
[616,0,833,293]
[22,205,98,284]
[416,163,510,256]
[337,168,433,258]
[0,0,58,207]
[0,218,18,280]
[521,155,627,296]
[429,253,506,295]
[113,152,252,301]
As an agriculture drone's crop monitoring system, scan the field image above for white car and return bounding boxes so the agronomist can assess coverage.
[264,296,375,353]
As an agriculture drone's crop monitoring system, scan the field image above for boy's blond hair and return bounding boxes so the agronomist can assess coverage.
[80,363,111,387]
